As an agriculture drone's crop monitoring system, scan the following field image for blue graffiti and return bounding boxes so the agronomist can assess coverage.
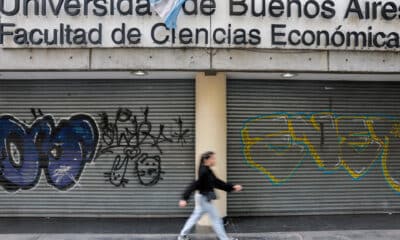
[0,114,99,191]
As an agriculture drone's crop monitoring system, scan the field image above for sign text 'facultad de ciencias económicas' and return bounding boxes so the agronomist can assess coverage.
[1,0,400,50]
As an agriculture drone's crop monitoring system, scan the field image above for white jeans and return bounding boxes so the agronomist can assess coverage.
[179,193,230,240]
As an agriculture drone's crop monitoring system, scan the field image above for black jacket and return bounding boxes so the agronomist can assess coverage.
[182,165,234,201]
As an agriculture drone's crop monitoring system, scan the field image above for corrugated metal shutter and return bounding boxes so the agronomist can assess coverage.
[0,79,195,217]
[228,79,400,216]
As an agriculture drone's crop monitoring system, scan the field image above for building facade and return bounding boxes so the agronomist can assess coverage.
[1,0,400,220]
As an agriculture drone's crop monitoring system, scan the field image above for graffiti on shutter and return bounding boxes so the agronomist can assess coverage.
[241,112,400,193]
[93,106,191,188]
[0,107,191,192]
[0,110,99,192]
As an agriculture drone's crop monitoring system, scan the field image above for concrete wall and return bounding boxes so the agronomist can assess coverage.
[195,72,227,225]
[1,48,400,73]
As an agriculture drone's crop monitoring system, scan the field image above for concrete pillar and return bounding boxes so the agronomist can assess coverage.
[195,72,227,226]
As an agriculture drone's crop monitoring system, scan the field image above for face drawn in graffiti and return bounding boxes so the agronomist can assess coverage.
[241,112,400,193]
[0,114,99,192]
[136,154,163,186]
[99,107,190,188]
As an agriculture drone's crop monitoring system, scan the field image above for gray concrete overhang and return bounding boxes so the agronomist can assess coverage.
[0,48,399,73]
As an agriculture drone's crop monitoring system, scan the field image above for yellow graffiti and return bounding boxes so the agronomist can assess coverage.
[242,115,294,184]
[241,112,400,193]
[391,123,400,138]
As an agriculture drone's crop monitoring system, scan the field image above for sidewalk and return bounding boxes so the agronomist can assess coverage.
[0,214,399,240]
[2,231,400,240]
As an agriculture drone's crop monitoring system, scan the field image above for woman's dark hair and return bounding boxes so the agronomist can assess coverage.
[200,151,215,165]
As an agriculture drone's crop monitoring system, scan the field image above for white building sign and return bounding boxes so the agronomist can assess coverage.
[1,0,400,50]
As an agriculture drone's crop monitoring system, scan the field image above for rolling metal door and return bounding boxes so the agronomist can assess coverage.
[228,79,400,216]
[0,79,195,217]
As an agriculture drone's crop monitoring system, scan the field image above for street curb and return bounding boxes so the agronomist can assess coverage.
[1,230,400,240]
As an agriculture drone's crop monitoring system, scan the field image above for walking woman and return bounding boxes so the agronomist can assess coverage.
[177,151,243,240]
